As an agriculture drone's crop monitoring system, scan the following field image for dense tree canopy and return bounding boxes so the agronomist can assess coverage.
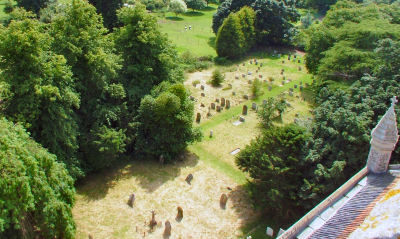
[0,118,75,239]
[212,0,299,45]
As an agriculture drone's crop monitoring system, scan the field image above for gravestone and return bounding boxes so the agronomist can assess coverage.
[177,206,183,220]
[220,194,228,209]
[201,93,205,97]
[164,221,171,236]
[196,113,201,123]
[242,105,248,115]
[127,193,135,207]
[226,100,231,109]
[221,98,225,107]
[201,85,205,90]
[209,130,213,138]
[216,106,221,112]
[185,174,193,184]
[243,95,249,100]
[211,103,215,110]
[252,102,257,110]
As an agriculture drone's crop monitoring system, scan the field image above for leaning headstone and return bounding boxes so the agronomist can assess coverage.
[185,174,193,184]
[201,93,205,97]
[164,221,171,236]
[220,193,228,209]
[243,95,249,100]
[221,98,225,107]
[266,227,274,237]
[201,85,205,90]
[226,100,231,109]
[196,113,201,123]
[211,103,215,110]
[216,106,221,112]
[209,130,213,138]
[242,105,248,115]
[252,102,257,110]
[127,193,135,207]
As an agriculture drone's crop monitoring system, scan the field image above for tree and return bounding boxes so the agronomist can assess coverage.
[215,12,245,59]
[0,118,75,239]
[0,16,81,178]
[169,0,187,16]
[15,0,49,14]
[236,124,311,217]
[88,0,122,30]
[185,0,206,11]
[212,0,299,45]
[114,4,183,152]
[50,0,126,173]
[134,83,202,162]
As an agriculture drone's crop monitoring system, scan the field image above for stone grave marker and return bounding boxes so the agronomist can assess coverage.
[242,105,248,115]
[196,113,201,123]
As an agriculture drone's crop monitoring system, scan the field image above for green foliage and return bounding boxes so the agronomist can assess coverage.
[88,0,122,30]
[50,0,126,173]
[134,83,202,162]
[211,69,225,86]
[215,12,245,59]
[184,0,206,11]
[236,124,311,217]
[0,17,82,177]
[305,0,400,81]
[212,0,300,45]
[251,78,263,99]
[257,97,287,128]
[0,118,75,239]
[169,0,187,16]
[15,0,49,14]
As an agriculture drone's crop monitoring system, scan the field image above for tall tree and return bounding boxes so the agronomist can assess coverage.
[88,0,122,30]
[50,0,126,172]
[0,118,75,239]
[0,16,81,177]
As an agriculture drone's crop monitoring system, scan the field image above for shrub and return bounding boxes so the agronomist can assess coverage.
[211,69,224,86]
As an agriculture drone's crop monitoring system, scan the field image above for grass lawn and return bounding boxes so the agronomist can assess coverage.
[157,5,218,57]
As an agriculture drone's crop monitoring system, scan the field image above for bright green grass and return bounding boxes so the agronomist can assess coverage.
[157,4,218,57]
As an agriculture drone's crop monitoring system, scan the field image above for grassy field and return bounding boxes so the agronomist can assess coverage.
[157,5,218,57]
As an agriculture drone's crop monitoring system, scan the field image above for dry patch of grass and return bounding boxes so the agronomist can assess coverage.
[73,154,259,239]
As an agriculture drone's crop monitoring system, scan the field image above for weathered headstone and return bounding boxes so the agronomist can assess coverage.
[164,221,171,236]
[242,105,248,115]
[216,106,221,112]
[243,95,249,100]
[127,193,135,207]
[201,93,205,97]
[252,102,257,110]
[196,113,201,123]
[185,174,193,184]
[226,100,231,109]
[211,103,215,109]
[177,206,183,220]
[221,98,225,107]
[200,85,204,90]
[220,193,228,209]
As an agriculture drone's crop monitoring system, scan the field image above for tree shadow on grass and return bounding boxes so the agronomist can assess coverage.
[208,36,216,49]
[76,150,199,201]
[166,16,184,21]
[183,11,204,17]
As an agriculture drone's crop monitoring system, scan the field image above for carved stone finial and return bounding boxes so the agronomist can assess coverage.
[367,96,399,173]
